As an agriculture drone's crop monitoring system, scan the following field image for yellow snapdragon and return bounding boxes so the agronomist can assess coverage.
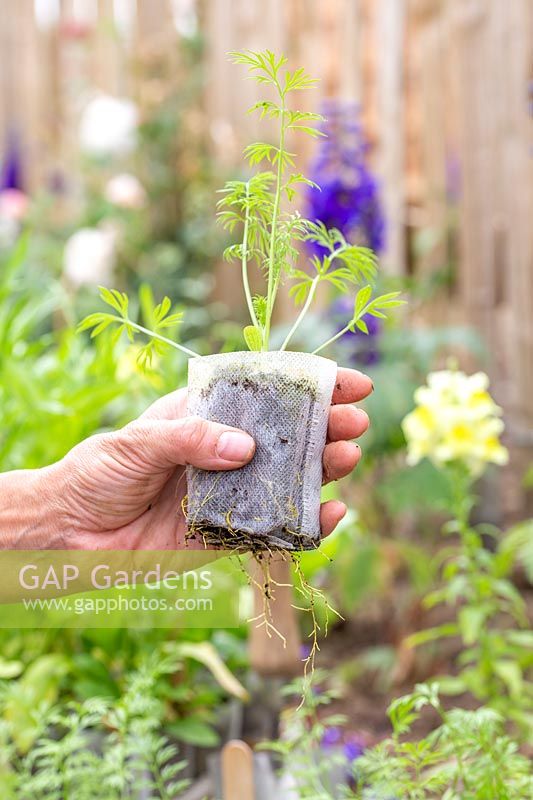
[402,370,508,476]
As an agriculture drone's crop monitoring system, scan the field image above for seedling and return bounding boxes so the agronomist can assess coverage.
[79,50,403,362]
[79,48,405,677]
[80,50,405,554]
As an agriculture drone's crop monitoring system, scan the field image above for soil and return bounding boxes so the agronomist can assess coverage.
[310,576,533,746]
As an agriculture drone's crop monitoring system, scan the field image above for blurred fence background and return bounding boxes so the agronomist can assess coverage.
[1,0,532,515]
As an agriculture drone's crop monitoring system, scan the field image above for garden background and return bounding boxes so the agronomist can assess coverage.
[0,1,531,798]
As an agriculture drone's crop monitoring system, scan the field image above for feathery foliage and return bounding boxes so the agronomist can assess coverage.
[12,655,190,800]
[80,50,405,359]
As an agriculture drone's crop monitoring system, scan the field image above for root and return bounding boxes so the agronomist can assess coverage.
[183,493,342,687]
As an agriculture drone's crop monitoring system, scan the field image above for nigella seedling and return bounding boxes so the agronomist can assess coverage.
[79,50,405,557]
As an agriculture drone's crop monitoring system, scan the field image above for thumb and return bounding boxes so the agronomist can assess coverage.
[113,416,256,471]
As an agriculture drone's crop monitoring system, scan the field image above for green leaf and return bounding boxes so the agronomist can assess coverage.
[98,286,128,317]
[0,658,23,679]
[493,659,523,697]
[406,624,459,648]
[247,100,281,118]
[244,142,278,165]
[287,125,325,138]
[252,295,267,325]
[154,296,171,322]
[243,325,263,351]
[172,641,249,701]
[158,312,183,329]
[355,318,369,334]
[76,312,116,334]
[167,717,220,747]
[458,606,487,645]
[355,285,372,316]
[89,319,114,338]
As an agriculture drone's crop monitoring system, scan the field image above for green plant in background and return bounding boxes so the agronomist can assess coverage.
[262,670,350,799]
[266,677,532,799]
[0,231,251,793]
[12,657,189,800]
[0,236,190,470]
[401,369,533,737]
[353,683,533,799]
[131,37,219,312]
[73,36,218,314]
[0,641,248,798]
[80,51,404,360]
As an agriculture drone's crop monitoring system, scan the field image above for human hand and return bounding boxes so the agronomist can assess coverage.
[6,368,371,549]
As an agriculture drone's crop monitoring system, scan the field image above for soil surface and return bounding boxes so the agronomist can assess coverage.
[312,576,533,746]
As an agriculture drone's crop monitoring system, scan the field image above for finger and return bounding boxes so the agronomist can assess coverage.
[322,440,361,483]
[328,405,369,442]
[140,388,188,421]
[320,500,347,538]
[332,368,373,405]
[111,417,255,471]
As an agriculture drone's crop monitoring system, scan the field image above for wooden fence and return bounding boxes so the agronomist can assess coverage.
[1,0,532,515]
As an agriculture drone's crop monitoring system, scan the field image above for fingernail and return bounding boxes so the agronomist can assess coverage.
[216,431,255,462]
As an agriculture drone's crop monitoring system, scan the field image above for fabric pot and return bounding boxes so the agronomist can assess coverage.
[186,351,337,550]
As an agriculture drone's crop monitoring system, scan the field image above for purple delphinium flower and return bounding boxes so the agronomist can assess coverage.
[321,726,342,748]
[1,129,24,192]
[330,296,382,367]
[306,101,385,257]
[300,643,312,661]
[344,735,365,762]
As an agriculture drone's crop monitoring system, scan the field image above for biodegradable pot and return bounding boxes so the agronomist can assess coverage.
[186,351,337,551]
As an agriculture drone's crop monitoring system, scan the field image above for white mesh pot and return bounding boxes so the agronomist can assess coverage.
[186,351,337,551]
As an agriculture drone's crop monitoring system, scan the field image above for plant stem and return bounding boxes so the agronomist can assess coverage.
[312,324,351,355]
[262,95,286,351]
[312,298,372,355]
[125,320,200,358]
[241,181,259,329]
[280,275,320,351]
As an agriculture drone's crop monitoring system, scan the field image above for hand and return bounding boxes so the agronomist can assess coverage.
[3,368,371,549]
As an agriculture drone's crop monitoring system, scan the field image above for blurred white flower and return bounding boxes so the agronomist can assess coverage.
[79,94,138,157]
[63,226,116,288]
[105,173,146,209]
[0,216,19,249]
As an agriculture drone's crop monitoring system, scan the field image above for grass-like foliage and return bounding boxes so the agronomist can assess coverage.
[79,50,405,361]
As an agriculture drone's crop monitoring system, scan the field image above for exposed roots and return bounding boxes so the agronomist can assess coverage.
[183,493,342,684]
[184,492,319,553]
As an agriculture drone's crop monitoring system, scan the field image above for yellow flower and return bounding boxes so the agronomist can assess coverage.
[402,369,508,476]
[116,345,163,388]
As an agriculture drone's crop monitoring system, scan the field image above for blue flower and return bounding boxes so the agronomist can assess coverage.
[306,102,385,256]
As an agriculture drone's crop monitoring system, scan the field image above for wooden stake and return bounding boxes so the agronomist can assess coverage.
[221,740,255,800]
